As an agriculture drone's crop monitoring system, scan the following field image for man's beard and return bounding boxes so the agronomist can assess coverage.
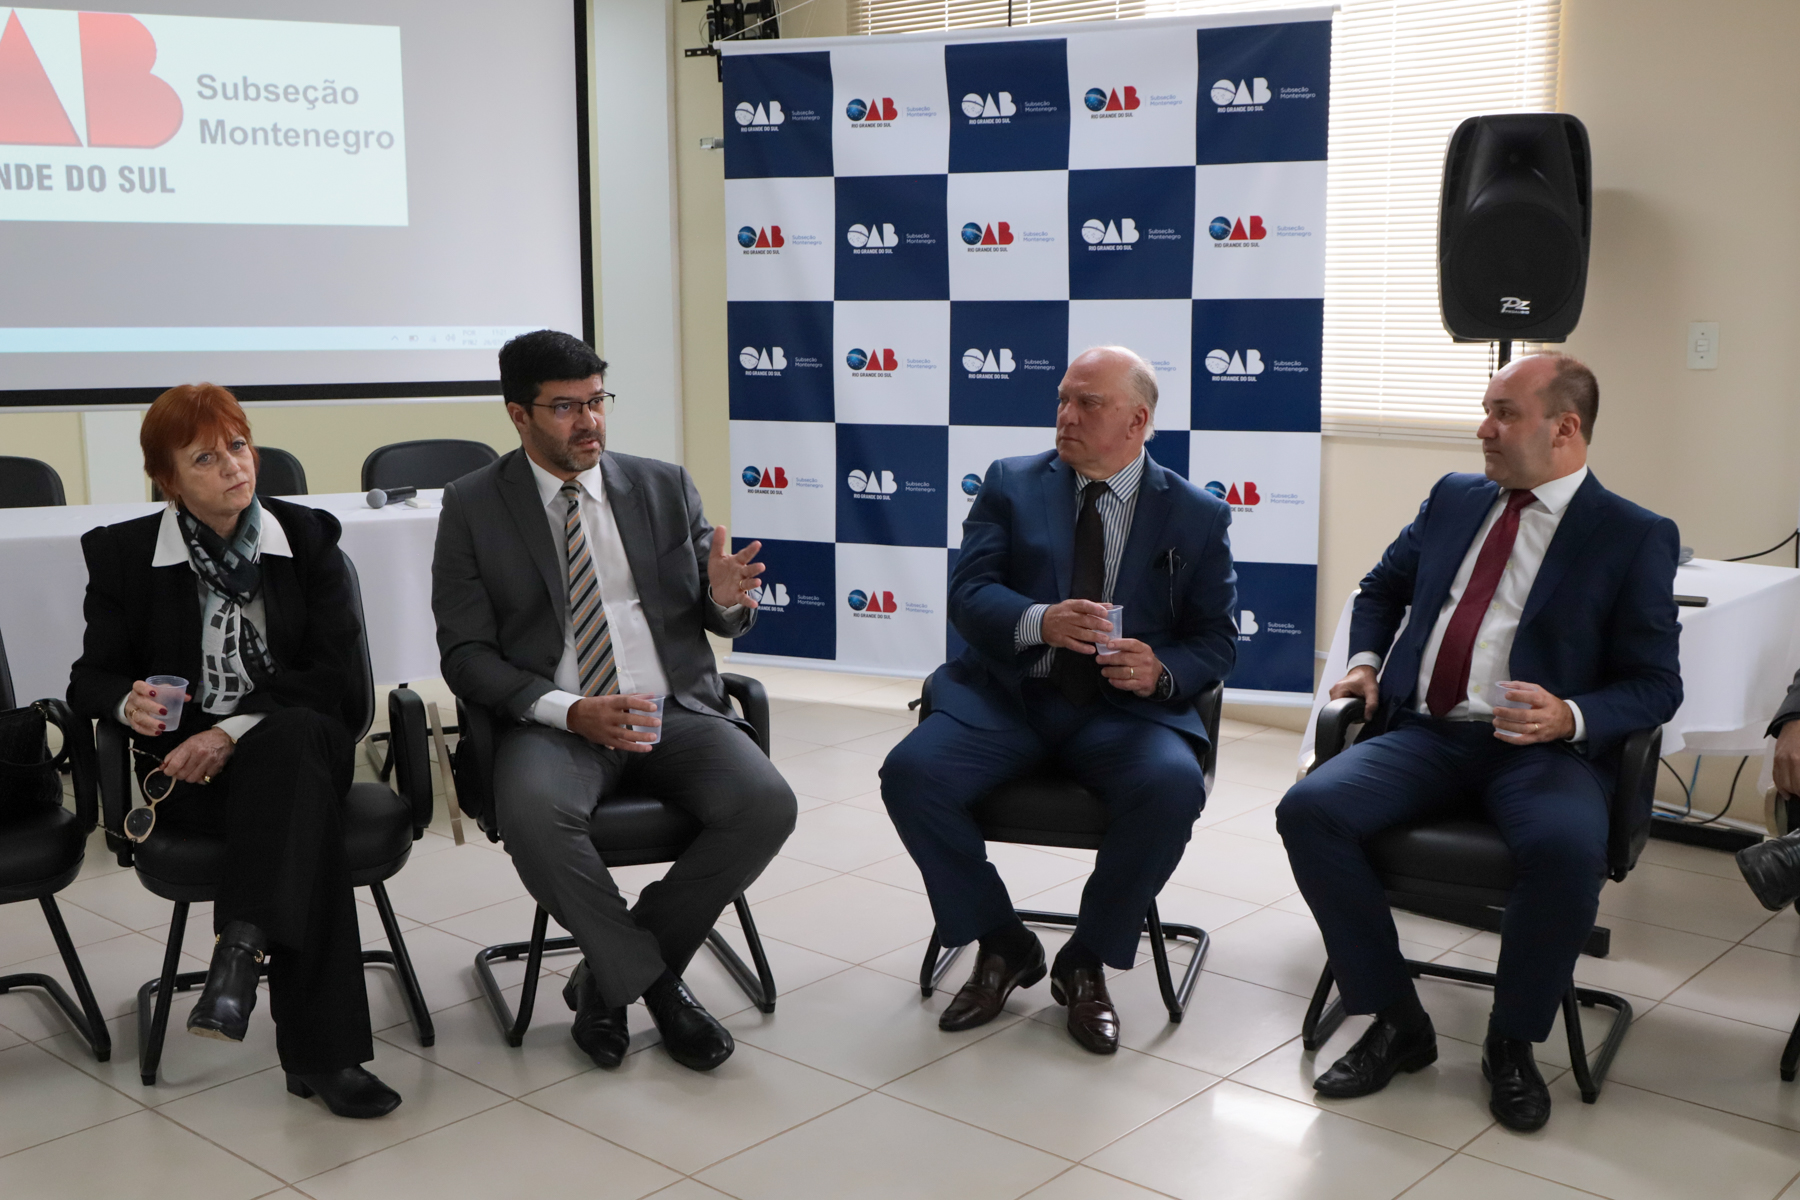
[539,428,604,474]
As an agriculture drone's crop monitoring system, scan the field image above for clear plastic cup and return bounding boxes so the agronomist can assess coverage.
[1096,604,1125,661]
[628,695,666,745]
[146,676,188,729]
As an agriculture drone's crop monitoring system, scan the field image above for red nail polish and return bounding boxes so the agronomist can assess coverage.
[158,707,167,715]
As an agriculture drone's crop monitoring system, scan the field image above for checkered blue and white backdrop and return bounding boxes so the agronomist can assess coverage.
[720,8,1331,697]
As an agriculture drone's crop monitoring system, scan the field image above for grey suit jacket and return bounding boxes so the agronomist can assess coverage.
[1772,668,1800,738]
[432,447,754,725]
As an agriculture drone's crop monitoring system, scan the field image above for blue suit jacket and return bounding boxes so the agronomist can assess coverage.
[930,449,1238,745]
[1352,470,1682,773]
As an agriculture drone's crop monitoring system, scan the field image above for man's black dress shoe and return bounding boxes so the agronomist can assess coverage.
[643,974,733,1072]
[286,1066,403,1119]
[187,920,265,1042]
[563,960,630,1068]
[939,935,1046,1032]
[1483,1033,1551,1132]
[1050,962,1119,1055]
[1738,830,1800,912]
[1313,1011,1437,1098]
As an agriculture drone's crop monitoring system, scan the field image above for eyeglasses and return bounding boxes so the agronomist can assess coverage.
[126,747,174,842]
[525,393,616,420]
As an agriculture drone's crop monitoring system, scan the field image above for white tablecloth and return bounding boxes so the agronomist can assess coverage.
[1303,558,1800,775]
[0,492,445,703]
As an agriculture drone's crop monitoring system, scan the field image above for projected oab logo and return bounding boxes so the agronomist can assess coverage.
[0,8,406,226]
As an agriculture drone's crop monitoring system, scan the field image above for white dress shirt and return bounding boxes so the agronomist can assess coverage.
[119,504,293,742]
[526,456,675,730]
[1349,465,1589,741]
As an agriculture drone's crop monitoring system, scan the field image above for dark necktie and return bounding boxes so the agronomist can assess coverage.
[1052,480,1108,705]
[1424,488,1536,718]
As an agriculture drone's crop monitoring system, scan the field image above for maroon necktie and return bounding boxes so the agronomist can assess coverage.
[1424,489,1536,718]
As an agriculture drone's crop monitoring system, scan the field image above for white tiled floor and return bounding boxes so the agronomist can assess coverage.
[8,664,1800,1199]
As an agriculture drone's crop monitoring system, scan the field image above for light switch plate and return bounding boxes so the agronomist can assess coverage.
[1688,321,1719,370]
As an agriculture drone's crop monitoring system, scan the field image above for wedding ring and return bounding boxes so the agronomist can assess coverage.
[1129,667,1136,677]
[202,775,212,785]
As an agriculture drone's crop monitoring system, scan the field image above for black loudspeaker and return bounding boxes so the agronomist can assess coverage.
[1438,113,1591,343]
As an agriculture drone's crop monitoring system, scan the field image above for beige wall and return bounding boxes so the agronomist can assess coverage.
[0,411,88,502]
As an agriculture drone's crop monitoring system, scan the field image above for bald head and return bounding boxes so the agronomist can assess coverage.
[1055,346,1158,479]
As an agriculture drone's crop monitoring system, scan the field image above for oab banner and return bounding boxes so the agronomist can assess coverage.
[721,10,1330,696]
[0,7,406,226]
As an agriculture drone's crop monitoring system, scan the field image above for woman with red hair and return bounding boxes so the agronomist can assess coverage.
[67,384,400,1119]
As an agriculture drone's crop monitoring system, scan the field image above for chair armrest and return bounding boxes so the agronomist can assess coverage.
[386,688,434,839]
[915,673,935,723]
[38,699,97,835]
[450,697,500,841]
[1609,725,1662,881]
[1193,681,1224,792]
[1310,697,1366,774]
[721,673,771,758]
[95,718,134,867]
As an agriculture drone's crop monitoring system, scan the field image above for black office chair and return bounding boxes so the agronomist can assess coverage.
[1298,696,1660,1103]
[912,679,1225,1023]
[361,439,498,492]
[0,456,67,507]
[97,554,437,1085]
[148,445,308,501]
[0,626,108,1060]
[450,674,779,1046]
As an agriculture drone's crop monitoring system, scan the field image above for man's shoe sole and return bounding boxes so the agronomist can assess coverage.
[1313,1041,1438,1098]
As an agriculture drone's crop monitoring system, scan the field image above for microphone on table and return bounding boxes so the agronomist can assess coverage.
[365,486,418,509]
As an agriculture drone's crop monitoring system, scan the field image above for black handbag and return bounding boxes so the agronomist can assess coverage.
[0,701,70,816]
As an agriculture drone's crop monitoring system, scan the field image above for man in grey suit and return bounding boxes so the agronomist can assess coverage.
[1738,669,1800,909]
[432,329,796,1072]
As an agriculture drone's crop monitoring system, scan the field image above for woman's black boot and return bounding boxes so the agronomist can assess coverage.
[186,920,266,1042]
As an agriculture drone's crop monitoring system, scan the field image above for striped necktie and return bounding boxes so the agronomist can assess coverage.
[561,482,618,697]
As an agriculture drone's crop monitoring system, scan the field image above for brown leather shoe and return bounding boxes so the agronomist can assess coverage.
[1050,961,1119,1054]
[939,936,1046,1031]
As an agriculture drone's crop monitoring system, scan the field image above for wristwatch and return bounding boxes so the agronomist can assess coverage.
[1152,667,1175,702]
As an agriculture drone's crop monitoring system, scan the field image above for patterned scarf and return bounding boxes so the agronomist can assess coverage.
[177,497,279,714]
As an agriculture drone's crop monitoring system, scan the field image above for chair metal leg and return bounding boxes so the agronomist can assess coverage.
[1565,985,1632,1103]
[1145,900,1208,1023]
[1301,964,1346,1051]
[702,896,776,1013]
[1782,1007,1800,1082]
[33,896,111,1061]
[138,900,196,1086]
[473,907,581,1046]
[919,927,966,998]
[359,882,434,1047]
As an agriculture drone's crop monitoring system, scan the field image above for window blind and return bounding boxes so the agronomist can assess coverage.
[846,0,1564,438]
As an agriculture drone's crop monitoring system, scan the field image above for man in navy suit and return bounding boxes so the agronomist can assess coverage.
[880,346,1237,1054]
[1277,353,1682,1131]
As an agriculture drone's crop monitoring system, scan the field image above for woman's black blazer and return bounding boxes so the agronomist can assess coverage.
[67,497,361,758]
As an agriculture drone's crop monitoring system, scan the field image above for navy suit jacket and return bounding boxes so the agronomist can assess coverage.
[1352,470,1682,774]
[930,449,1238,745]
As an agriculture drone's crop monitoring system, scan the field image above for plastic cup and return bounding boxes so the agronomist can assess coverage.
[1096,604,1125,661]
[628,695,666,745]
[146,676,188,729]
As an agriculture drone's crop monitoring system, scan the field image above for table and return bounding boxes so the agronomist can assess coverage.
[0,492,445,703]
[1303,558,1800,782]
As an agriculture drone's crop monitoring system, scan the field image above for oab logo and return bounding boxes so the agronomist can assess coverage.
[1205,480,1262,508]
[734,100,786,128]
[848,588,898,614]
[960,221,1013,248]
[1208,215,1266,243]
[737,225,784,250]
[749,582,790,609]
[1205,349,1264,379]
[1081,218,1139,248]
[1210,78,1271,110]
[846,222,898,252]
[1235,609,1259,639]
[0,11,182,149]
[1083,86,1140,115]
[961,92,1016,120]
[961,473,983,498]
[740,465,788,491]
[847,468,898,496]
[846,347,898,374]
[739,346,787,374]
[962,348,1015,376]
[845,97,897,124]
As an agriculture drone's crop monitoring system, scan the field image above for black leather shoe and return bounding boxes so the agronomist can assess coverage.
[1483,1033,1551,1132]
[1738,830,1800,912]
[940,935,1046,1032]
[187,920,265,1042]
[643,974,733,1072]
[1313,1012,1437,1098]
[563,960,630,1068]
[1050,962,1119,1055]
[286,1066,402,1119]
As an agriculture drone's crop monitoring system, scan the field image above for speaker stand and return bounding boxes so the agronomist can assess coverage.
[1495,339,1513,368]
